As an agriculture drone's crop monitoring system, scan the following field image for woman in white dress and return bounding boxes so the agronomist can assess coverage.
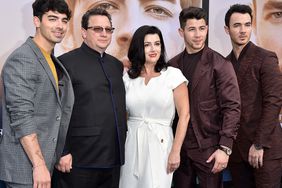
[119,25,190,188]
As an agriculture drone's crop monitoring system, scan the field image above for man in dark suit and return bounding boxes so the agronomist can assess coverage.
[224,4,282,188]
[53,8,126,188]
[168,7,241,188]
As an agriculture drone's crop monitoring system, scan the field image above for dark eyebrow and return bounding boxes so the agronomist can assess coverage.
[47,14,68,21]
[47,15,59,19]
[233,21,251,25]
[263,1,282,11]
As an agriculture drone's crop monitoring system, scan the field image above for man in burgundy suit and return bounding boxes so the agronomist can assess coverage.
[168,7,241,188]
[225,4,282,188]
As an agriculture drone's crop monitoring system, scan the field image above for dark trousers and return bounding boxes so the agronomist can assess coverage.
[0,181,5,188]
[52,167,120,188]
[229,158,282,188]
[174,147,223,188]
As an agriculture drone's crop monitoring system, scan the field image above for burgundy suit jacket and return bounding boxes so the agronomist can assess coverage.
[226,42,282,162]
[169,46,241,150]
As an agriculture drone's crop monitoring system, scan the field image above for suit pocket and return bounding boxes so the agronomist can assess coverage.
[199,99,220,133]
[199,99,218,111]
[71,127,101,136]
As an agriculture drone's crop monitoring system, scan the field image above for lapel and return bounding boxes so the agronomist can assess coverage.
[191,46,210,93]
[26,37,62,108]
[236,42,255,85]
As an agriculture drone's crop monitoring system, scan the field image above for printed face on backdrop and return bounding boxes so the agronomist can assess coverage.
[253,0,282,127]
[224,13,252,48]
[58,0,202,69]
[253,0,282,71]
[179,18,207,54]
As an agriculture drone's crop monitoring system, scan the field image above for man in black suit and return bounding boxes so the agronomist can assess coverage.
[53,8,127,188]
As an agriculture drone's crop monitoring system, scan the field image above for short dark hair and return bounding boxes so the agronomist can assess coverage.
[32,0,71,20]
[81,8,112,30]
[225,4,252,27]
[128,25,167,79]
[179,7,207,29]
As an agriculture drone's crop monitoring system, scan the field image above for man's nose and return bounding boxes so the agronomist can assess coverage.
[115,14,142,49]
[100,28,109,36]
[116,30,132,48]
[240,26,247,33]
[56,20,64,29]
[195,29,201,37]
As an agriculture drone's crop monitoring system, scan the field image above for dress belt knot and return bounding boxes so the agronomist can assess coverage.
[128,117,172,188]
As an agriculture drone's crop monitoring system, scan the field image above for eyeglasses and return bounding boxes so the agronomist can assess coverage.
[87,26,115,34]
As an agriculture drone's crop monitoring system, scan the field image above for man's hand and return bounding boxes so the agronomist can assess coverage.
[55,154,72,173]
[248,144,264,168]
[206,149,229,174]
[33,164,51,188]
[167,150,180,174]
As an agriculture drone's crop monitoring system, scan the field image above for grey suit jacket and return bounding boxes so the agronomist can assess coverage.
[0,37,74,184]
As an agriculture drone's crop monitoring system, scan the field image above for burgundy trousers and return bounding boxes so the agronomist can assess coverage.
[174,147,223,188]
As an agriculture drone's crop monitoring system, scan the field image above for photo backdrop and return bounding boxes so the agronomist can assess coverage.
[0,0,281,124]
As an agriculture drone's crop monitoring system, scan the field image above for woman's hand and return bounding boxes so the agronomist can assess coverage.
[167,150,180,173]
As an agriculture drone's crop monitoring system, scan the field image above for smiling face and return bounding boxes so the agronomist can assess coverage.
[179,18,207,54]
[253,0,282,70]
[225,13,252,48]
[144,34,161,65]
[34,10,69,50]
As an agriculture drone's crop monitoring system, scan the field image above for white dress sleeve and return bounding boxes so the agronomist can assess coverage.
[166,67,188,90]
[123,72,130,91]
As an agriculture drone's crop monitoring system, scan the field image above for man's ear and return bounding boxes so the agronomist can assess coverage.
[178,28,184,37]
[224,25,229,35]
[81,28,87,39]
[33,16,41,28]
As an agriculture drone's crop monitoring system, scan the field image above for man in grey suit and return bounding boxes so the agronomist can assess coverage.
[0,0,74,188]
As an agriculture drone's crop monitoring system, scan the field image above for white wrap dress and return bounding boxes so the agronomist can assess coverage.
[119,67,188,188]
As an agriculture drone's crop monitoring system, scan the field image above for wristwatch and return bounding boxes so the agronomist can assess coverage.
[219,146,232,156]
[254,143,263,150]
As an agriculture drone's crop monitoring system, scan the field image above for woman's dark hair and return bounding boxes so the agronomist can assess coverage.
[127,25,167,79]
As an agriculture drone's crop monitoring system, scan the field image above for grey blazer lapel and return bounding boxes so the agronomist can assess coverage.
[54,57,70,105]
[26,38,62,107]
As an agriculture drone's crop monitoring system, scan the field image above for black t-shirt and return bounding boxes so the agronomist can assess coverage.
[183,49,203,148]
[229,42,251,73]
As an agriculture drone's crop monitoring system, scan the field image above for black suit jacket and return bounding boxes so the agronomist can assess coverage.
[59,43,127,168]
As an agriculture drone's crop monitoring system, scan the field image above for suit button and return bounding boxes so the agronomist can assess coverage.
[52,138,57,142]
[56,116,61,121]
